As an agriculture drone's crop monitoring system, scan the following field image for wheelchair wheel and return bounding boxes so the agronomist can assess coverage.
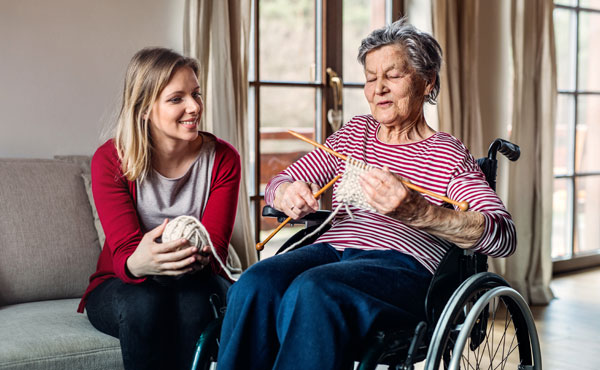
[424,272,541,370]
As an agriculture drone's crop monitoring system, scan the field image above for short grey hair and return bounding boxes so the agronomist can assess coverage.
[357,18,442,104]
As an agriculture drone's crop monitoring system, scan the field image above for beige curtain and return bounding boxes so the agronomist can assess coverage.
[430,0,555,304]
[500,0,556,305]
[432,0,484,157]
[184,0,257,270]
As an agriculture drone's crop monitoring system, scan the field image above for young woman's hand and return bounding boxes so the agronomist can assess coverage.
[126,219,200,278]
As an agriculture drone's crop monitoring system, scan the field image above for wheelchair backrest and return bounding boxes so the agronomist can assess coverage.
[423,139,520,325]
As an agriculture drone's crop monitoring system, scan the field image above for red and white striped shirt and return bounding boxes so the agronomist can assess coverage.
[265,115,516,274]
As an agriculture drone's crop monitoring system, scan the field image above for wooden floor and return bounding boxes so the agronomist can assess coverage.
[529,267,600,370]
[370,267,600,369]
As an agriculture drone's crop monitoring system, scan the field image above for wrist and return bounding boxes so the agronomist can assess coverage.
[125,256,143,278]
[274,181,292,209]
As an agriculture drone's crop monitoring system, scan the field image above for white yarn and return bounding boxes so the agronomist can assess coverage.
[279,156,376,254]
[335,156,377,212]
[162,215,238,281]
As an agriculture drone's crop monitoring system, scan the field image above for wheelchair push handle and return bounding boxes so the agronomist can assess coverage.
[488,139,520,162]
[256,174,342,251]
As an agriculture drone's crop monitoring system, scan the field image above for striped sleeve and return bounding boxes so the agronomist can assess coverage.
[264,129,343,206]
[447,155,517,257]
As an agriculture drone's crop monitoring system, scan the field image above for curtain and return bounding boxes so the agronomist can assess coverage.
[432,0,484,157]
[429,0,555,304]
[184,0,257,270]
[501,0,556,305]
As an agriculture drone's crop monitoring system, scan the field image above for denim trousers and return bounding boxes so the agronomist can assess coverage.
[85,270,230,370]
[217,243,432,370]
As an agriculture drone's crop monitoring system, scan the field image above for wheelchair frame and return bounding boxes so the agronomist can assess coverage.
[190,138,541,370]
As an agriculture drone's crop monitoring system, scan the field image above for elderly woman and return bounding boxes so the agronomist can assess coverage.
[217,19,516,370]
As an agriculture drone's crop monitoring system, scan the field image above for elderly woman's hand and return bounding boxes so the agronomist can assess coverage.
[274,181,321,220]
[359,166,428,220]
[359,166,486,248]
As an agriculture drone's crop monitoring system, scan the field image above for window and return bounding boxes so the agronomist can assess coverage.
[248,0,403,258]
[553,0,600,270]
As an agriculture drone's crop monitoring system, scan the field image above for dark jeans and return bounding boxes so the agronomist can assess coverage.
[86,270,230,370]
[217,243,432,370]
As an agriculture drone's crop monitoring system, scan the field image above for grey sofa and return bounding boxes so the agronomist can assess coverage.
[0,157,123,370]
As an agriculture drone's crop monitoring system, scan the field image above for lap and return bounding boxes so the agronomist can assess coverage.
[86,271,230,337]
[283,248,433,325]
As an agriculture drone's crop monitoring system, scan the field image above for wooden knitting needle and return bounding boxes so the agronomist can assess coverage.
[288,130,470,212]
[256,174,342,251]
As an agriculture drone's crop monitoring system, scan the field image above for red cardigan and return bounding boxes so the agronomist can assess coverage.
[78,134,241,313]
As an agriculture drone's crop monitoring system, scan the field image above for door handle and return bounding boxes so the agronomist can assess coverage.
[326,68,343,131]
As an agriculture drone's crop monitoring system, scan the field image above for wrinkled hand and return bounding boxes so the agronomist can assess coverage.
[126,219,201,278]
[274,181,321,220]
[359,166,420,217]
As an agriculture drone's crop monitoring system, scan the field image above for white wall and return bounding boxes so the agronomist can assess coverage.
[0,0,185,158]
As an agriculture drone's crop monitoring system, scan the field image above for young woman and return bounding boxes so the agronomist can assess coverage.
[78,47,241,370]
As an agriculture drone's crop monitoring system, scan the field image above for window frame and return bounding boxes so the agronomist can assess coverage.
[248,0,404,256]
[553,1,600,273]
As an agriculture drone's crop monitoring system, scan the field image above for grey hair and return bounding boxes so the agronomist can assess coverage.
[357,18,442,104]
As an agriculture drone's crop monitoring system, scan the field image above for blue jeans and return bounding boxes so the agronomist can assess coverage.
[86,271,230,370]
[217,243,432,370]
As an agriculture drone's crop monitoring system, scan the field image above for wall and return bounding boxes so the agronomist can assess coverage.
[0,0,184,158]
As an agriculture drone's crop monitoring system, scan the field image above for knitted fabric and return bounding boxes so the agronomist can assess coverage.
[279,157,376,254]
[335,157,376,212]
[162,215,237,281]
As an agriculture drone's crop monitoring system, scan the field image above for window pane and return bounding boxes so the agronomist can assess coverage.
[260,0,315,81]
[552,178,573,259]
[574,176,600,255]
[554,0,577,6]
[554,8,577,91]
[580,0,600,10]
[554,94,574,176]
[578,11,600,91]
[259,86,315,192]
[343,0,386,83]
[575,95,600,173]
[343,87,371,125]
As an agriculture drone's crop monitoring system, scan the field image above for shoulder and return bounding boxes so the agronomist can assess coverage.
[328,114,377,144]
[429,132,471,156]
[92,139,120,170]
[341,114,377,134]
[201,132,240,160]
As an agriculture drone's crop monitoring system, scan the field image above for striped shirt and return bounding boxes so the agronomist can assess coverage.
[265,115,516,274]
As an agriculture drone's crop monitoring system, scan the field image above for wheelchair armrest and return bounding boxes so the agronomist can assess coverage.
[262,205,332,225]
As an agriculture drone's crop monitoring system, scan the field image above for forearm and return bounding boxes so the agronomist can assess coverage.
[390,190,485,248]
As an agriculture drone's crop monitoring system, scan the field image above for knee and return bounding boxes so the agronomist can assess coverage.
[117,287,171,333]
[228,260,284,304]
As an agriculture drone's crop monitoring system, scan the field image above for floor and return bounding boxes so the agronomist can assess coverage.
[364,267,600,369]
[528,267,600,370]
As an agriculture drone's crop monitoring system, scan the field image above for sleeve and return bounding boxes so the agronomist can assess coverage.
[201,139,241,275]
[264,127,347,206]
[91,141,146,284]
[446,153,517,258]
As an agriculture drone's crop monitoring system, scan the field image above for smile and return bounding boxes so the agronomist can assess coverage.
[178,119,198,126]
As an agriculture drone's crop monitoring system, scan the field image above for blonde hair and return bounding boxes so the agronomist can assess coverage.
[114,47,199,181]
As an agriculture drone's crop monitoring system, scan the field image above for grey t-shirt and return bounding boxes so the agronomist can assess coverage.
[136,137,216,232]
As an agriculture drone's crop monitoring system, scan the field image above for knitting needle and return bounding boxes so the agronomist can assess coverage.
[256,174,342,251]
[288,130,470,212]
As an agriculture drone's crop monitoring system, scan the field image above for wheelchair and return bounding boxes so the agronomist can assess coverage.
[190,138,542,370]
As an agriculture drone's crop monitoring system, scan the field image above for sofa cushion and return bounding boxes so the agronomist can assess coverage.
[0,159,100,306]
[0,299,123,370]
[53,156,106,249]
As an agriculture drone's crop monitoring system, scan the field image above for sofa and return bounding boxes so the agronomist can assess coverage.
[0,156,124,370]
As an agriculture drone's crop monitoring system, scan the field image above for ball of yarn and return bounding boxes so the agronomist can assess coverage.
[162,215,210,250]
